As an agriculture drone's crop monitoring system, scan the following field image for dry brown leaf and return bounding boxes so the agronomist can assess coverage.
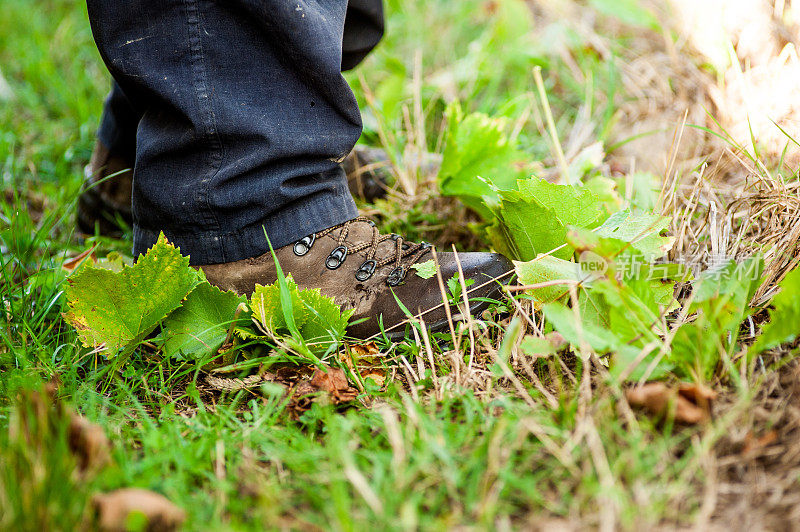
[342,342,388,388]
[741,430,778,456]
[11,379,111,475]
[347,341,381,359]
[68,412,111,473]
[62,246,97,273]
[275,364,315,385]
[361,369,387,387]
[626,382,716,424]
[287,366,359,417]
[308,367,359,402]
[93,488,186,532]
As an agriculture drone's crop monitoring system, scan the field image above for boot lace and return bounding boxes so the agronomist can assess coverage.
[292,216,432,286]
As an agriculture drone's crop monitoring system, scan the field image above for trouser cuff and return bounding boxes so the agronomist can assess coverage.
[133,189,358,265]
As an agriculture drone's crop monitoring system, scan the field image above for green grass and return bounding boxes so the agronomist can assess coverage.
[0,0,789,529]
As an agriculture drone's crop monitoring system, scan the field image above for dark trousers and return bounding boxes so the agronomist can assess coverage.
[87,0,383,264]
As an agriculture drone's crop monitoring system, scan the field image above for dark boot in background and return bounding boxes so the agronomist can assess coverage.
[76,141,133,238]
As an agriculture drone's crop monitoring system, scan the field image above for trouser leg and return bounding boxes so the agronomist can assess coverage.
[342,0,384,71]
[94,0,384,162]
[86,0,382,264]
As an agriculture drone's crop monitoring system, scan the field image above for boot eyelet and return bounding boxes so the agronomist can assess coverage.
[386,266,406,287]
[355,260,376,281]
[293,235,315,256]
[325,245,348,269]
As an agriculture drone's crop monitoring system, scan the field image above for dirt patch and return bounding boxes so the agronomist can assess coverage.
[712,354,800,529]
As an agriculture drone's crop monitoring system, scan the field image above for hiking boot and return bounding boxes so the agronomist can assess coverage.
[200,216,513,339]
[343,146,441,202]
[77,141,134,237]
[77,141,435,237]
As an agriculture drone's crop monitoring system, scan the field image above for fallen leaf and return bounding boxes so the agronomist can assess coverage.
[741,430,778,456]
[342,342,388,388]
[361,369,387,387]
[68,412,111,473]
[626,382,716,424]
[63,234,203,356]
[308,367,358,401]
[62,246,97,273]
[287,366,359,417]
[92,488,186,532]
[346,341,381,362]
[11,380,110,475]
[677,382,717,410]
[275,364,315,385]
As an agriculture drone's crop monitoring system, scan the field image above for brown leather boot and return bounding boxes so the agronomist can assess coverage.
[342,146,441,202]
[77,141,134,237]
[77,141,423,237]
[200,217,513,339]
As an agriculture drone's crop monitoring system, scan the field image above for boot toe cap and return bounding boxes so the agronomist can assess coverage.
[444,251,515,297]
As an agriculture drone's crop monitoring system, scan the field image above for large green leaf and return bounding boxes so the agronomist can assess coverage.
[63,233,202,357]
[487,178,611,261]
[437,101,526,217]
[162,282,245,362]
[752,266,800,354]
[593,210,674,260]
[492,194,569,260]
[250,275,353,356]
[514,255,588,305]
[538,228,688,381]
[251,275,308,334]
[671,257,763,380]
[516,178,603,230]
[541,301,619,352]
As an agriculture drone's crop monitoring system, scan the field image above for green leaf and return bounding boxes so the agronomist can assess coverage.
[583,175,622,217]
[487,178,608,261]
[250,275,308,334]
[373,57,407,124]
[63,233,202,357]
[752,266,800,353]
[250,274,353,356]
[438,101,526,218]
[297,288,353,354]
[520,335,556,357]
[162,282,246,362]
[446,272,475,306]
[514,255,588,305]
[515,178,604,230]
[593,210,674,260]
[541,302,619,352]
[588,0,660,30]
[487,198,563,260]
[671,257,763,380]
[411,259,437,279]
